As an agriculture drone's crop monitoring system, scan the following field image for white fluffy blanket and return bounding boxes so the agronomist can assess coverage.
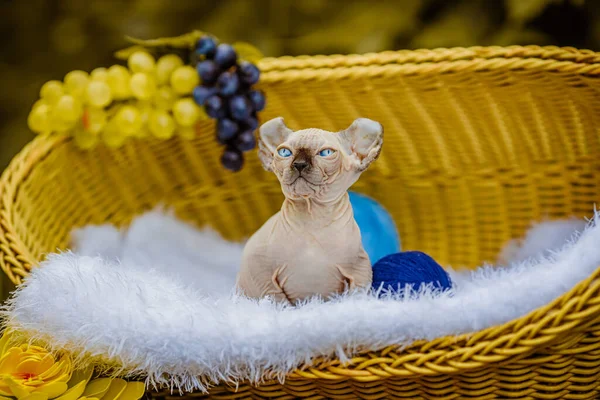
[2,208,597,393]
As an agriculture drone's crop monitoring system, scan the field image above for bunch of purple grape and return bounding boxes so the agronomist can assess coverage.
[192,36,266,172]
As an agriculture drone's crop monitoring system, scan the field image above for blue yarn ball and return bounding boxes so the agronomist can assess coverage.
[372,251,452,295]
[349,191,400,264]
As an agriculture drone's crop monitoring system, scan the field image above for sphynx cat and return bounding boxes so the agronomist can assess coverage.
[236,117,384,304]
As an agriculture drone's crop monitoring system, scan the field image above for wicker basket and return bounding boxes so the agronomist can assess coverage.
[2,45,600,399]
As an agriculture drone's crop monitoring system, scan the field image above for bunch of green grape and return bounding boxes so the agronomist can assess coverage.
[27,51,208,149]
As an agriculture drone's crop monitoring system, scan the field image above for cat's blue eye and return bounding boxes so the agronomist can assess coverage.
[319,148,335,157]
[278,147,292,157]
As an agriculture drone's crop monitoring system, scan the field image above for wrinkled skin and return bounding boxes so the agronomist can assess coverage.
[236,117,384,304]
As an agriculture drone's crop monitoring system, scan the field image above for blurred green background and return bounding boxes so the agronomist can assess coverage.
[0,0,598,297]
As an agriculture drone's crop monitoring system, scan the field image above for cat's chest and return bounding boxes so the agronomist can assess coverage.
[268,223,359,266]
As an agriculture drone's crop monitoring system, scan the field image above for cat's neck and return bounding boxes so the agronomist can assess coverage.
[281,192,353,230]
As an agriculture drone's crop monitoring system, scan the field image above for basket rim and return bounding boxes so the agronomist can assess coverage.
[2,45,600,382]
[258,44,600,73]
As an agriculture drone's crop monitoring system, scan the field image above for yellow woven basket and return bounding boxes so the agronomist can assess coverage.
[2,45,600,399]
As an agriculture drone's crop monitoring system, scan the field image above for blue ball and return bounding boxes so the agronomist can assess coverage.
[349,191,400,264]
[372,251,452,295]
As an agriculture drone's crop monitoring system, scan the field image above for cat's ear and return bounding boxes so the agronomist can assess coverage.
[338,118,383,171]
[258,117,293,171]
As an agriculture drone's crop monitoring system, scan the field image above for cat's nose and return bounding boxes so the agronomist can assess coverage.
[293,161,309,172]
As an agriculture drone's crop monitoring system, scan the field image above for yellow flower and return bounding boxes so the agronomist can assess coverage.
[0,331,72,400]
[58,371,145,400]
[0,332,144,400]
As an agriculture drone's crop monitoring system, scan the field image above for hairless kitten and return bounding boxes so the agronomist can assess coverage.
[236,117,384,304]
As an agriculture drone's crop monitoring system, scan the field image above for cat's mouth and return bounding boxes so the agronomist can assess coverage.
[285,177,321,198]
[290,175,320,187]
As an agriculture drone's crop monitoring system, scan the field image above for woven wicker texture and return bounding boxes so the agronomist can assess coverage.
[2,45,600,399]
